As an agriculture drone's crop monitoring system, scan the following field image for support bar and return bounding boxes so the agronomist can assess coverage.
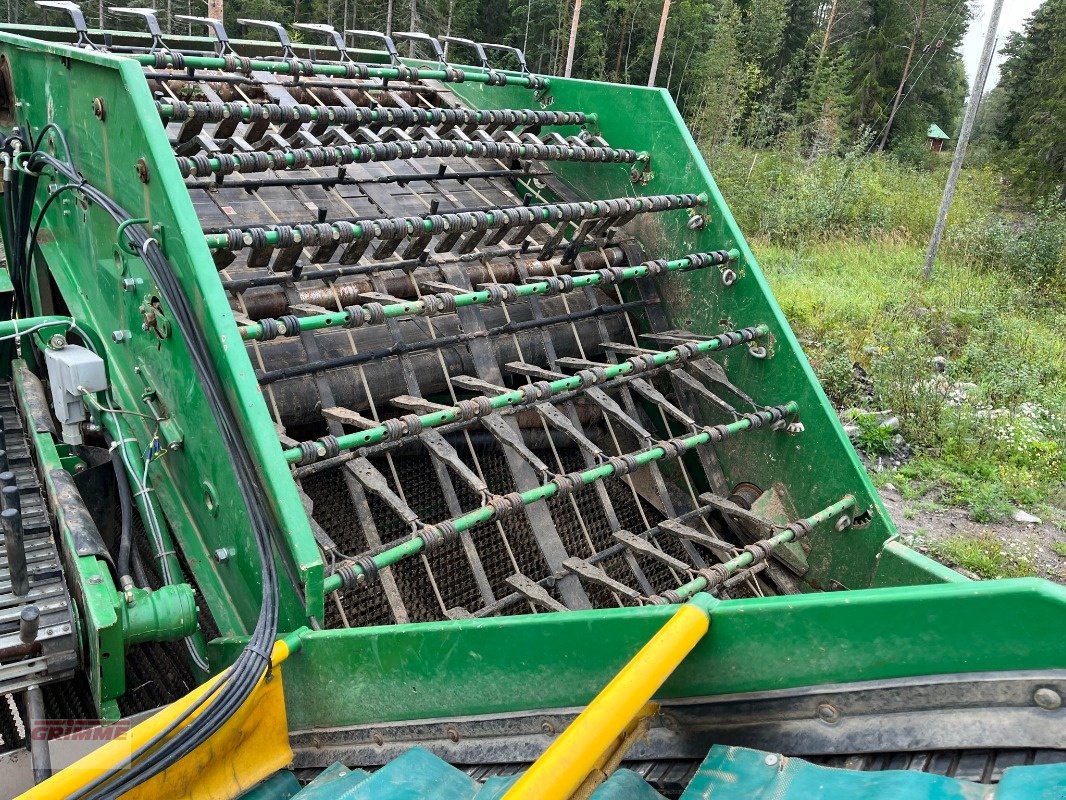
[134,52,549,90]
[284,323,769,465]
[321,402,797,594]
[205,193,706,252]
[240,250,737,341]
[158,100,587,129]
[176,137,640,178]
[657,494,858,603]
[501,593,717,800]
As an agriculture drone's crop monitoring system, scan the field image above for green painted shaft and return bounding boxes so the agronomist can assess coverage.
[204,193,708,251]
[134,53,547,89]
[321,401,798,595]
[669,494,858,601]
[156,102,584,126]
[284,322,769,465]
[0,315,73,339]
[180,140,637,177]
[239,250,738,341]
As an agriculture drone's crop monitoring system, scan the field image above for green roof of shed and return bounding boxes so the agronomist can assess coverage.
[927,124,950,140]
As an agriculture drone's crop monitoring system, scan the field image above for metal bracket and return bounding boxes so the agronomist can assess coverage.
[345,458,421,529]
[657,518,732,561]
[440,35,490,69]
[293,23,350,61]
[344,30,400,65]
[35,1,97,49]
[480,42,530,74]
[505,574,567,612]
[108,8,169,53]
[480,414,552,478]
[562,558,642,601]
[613,530,691,574]
[238,19,296,59]
[175,15,236,55]
[392,31,446,63]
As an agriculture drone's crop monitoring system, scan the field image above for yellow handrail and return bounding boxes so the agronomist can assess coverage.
[502,594,717,800]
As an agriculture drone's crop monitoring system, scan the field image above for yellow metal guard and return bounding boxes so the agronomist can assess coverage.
[502,594,717,800]
[18,631,305,800]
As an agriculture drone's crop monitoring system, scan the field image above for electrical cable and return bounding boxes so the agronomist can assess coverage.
[6,142,279,796]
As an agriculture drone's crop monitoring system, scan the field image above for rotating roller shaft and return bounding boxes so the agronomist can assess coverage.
[136,52,549,89]
[158,100,589,129]
[240,250,738,341]
[284,323,770,465]
[655,494,858,603]
[177,138,641,178]
[322,403,799,594]
[205,193,707,252]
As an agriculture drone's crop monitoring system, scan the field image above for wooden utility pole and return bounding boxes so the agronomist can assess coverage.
[647,0,671,87]
[820,0,839,54]
[923,0,1004,279]
[564,0,582,77]
[206,0,222,21]
[878,0,928,152]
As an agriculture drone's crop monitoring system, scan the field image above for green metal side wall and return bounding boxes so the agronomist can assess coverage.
[0,32,323,633]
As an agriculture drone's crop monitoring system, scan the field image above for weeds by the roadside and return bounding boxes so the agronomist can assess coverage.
[752,225,1065,521]
[926,533,1036,579]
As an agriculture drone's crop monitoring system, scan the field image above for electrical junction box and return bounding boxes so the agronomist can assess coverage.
[43,344,107,444]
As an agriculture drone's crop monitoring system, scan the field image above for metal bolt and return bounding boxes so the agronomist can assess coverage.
[687,214,706,230]
[135,158,150,184]
[214,548,229,563]
[764,754,779,766]
[749,345,768,360]
[48,334,66,350]
[541,721,555,735]
[111,330,130,343]
[817,702,840,724]
[88,575,103,585]
[447,727,460,743]
[835,515,852,532]
[92,97,106,121]
[122,277,138,292]
[372,733,384,746]
[1034,688,1062,710]
[720,268,737,286]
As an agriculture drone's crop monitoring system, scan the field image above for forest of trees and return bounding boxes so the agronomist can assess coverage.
[3,0,971,152]
[976,0,1066,201]
[0,0,1061,200]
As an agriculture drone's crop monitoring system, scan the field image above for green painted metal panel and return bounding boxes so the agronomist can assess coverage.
[0,31,324,632]
[212,578,1066,729]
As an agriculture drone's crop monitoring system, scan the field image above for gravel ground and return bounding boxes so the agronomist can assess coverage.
[879,486,1066,582]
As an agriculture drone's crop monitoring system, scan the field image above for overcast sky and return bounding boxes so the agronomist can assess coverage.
[962,0,1045,87]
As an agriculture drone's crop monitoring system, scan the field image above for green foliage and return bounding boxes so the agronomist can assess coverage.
[927,533,1036,579]
[995,0,1066,203]
[949,199,1066,290]
[711,144,996,244]
[6,0,972,164]
[755,165,1066,520]
[853,414,896,455]
[1053,542,1066,559]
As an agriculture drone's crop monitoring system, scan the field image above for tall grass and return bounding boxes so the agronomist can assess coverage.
[710,142,1066,518]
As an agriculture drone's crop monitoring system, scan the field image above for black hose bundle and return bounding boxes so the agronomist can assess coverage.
[3,137,282,797]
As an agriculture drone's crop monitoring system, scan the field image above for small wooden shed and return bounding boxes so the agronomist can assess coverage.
[927,124,950,152]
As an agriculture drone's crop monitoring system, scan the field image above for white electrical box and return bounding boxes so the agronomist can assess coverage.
[43,345,107,444]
